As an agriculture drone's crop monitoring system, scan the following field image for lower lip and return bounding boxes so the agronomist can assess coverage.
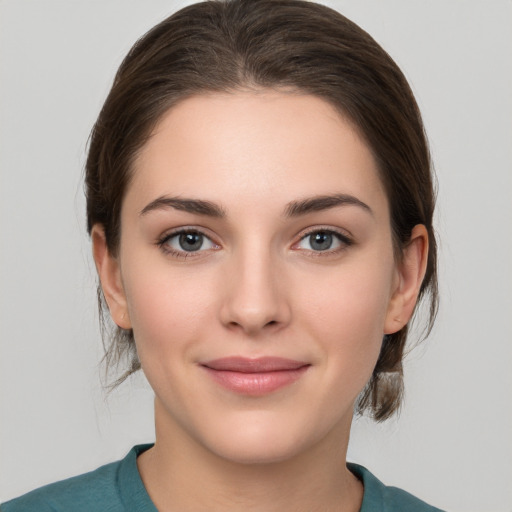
[202,366,309,396]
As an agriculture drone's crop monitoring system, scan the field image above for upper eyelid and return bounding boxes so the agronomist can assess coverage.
[158,226,216,242]
[296,226,353,242]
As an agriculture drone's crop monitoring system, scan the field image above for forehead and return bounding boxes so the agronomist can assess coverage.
[125,90,388,217]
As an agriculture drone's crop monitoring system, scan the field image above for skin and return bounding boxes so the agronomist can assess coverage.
[92,90,428,512]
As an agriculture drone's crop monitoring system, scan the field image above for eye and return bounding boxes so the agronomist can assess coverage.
[295,229,351,253]
[158,229,218,256]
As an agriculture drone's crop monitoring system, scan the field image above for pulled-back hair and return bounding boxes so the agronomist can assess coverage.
[85,0,438,421]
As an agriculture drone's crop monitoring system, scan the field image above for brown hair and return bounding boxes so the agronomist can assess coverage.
[85,0,438,421]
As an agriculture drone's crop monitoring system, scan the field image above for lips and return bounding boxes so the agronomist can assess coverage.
[200,357,310,396]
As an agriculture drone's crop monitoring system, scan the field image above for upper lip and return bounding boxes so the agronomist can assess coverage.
[201,357,309,373]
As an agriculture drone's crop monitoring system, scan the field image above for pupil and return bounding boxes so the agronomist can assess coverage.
[179,232,203,251]
[311,232,332,251]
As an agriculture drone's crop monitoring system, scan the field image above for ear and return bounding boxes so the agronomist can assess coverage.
[384,224,429,334]
[91,224,132,329]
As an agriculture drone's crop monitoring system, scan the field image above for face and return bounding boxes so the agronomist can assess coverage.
[96,90,419,465]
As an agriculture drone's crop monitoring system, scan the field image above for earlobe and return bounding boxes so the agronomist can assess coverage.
[91,224,132,329]
[384,225,429,334]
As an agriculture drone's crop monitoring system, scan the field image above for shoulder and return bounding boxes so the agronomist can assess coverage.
[1,461,120,512]
[0,445,154,512]
[348,463,446,512]
[1,459,123,512]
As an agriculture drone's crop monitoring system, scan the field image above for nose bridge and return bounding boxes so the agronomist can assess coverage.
[220,236,290,335]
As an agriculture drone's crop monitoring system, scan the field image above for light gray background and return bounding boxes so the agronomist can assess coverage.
[1,1,511,510]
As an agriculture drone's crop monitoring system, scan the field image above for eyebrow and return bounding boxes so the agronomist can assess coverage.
[139,193,372,218]
[284,194,372,217]
[140,196,226,217]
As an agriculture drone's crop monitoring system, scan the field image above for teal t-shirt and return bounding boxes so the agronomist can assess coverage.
[1,444,444,511]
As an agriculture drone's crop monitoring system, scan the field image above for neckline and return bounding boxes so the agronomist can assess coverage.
[118,444,158,511]
[120,444,382,512]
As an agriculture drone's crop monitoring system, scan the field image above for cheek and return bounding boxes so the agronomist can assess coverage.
[299,260,394,339]
[122,263,216,363]
[294,255,395,383]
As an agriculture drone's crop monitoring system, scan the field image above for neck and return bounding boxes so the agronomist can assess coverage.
[137,400,363,512]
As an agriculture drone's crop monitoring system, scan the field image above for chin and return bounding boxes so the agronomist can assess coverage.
[196,411,328,466]
[210,435,305,466]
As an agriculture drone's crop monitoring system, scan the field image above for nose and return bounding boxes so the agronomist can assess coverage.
[219,245,291,336]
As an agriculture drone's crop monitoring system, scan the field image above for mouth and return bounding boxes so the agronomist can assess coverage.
[200,357,310,396]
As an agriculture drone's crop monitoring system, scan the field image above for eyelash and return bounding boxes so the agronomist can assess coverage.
[156,228,219,259]
[156,227,353,259]
[293,227,353,256]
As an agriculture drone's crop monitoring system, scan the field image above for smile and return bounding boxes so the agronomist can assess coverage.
[200,357,310,396]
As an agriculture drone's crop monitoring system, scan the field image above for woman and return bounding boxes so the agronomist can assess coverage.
[2,0,443,510]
